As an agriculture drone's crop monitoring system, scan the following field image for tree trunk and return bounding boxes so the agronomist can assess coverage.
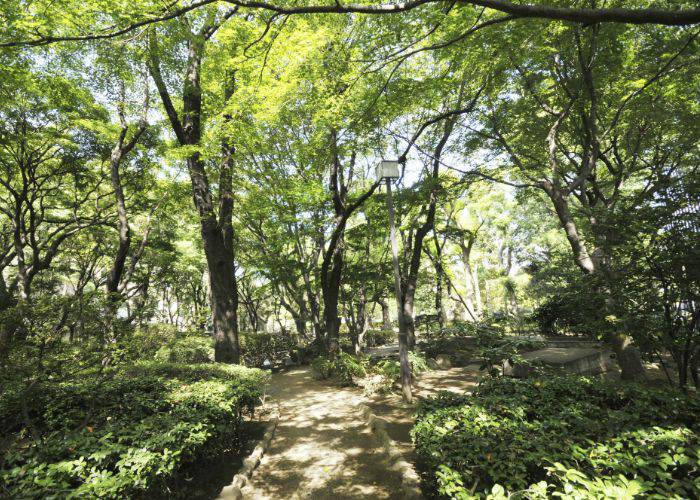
[149,33,239,362]
[472,262,483,318]
[542,182,596,274]
[321,130,379,352]
[380,299,392,330]
[323,280,341,351]
[433,233,447,328]
[541,181,644,380]
[460,238,478,321]
[105,110,146,318]
[611,332,647,381]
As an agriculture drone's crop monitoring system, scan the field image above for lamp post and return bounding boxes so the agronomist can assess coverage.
[376,160,412,403]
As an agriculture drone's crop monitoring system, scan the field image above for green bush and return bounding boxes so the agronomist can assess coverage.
[363,352,430,395]
[423,320,477,342]
[474,327,544,376]
[241,331,296,366]
[154,334,214,363]
[310,352,368,385]
[412,375,700,499]
[0,361,269,498]
[125,324,180,359]
[365,328,395,347]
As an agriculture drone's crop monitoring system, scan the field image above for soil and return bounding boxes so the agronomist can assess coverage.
[239,367,405,499]
[365,364,483,498]
[165,421,267,499]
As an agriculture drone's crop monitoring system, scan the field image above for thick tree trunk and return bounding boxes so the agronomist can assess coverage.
[323,280,341,351]
[205,236,240,362]
[150,34,239,363]
[321,131,379,352]
[611,332,647,381]
[322,217,344,352]
[541,181,644,380]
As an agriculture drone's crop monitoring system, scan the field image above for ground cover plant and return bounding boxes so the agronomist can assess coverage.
[311,351,430,393]
[412,375,700,498]
[0,0,699,497]
[0,361,269,498]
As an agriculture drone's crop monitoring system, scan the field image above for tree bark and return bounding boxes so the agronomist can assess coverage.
[540,182,645,380]
[149,30,239,362]
[379,299,392,330]
[105,103,147,318]
[321,130,379,352]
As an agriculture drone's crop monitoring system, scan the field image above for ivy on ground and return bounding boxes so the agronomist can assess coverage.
[0,362,269,498]
[412,375,700,499]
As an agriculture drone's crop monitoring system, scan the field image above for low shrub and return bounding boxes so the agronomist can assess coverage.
[240,331,297,367]
[412,375,700,499]
[0,361,269,498]
[474,327,544,376]
[365,328,395,347]
[422,335,476,360]
[311,352,369,385]
[154,334,214,363]
[363,352,430,395]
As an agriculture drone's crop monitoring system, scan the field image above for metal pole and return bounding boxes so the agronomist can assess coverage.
[385,178,412,403]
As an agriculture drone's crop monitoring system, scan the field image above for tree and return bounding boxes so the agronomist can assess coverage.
[473,21,698,379]
[147,11,241,362]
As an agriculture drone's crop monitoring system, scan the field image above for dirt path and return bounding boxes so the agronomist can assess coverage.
[365,364,482,495]
[240,367,405,499]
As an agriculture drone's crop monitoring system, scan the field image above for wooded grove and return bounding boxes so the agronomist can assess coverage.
[0,1,698,498]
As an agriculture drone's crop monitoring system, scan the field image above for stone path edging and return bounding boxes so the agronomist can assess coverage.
[358,403,423,499]
[217,404,280,500]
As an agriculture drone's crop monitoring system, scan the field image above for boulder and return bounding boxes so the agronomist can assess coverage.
[435,354,452,369]
[427,358,439,370]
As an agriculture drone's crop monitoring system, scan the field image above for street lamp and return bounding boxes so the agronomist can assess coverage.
[377,160,412,403]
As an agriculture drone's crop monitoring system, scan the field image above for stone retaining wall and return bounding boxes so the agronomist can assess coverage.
[217,405,280,500]
[358,403,423,499]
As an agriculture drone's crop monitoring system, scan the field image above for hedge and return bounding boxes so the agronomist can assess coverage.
[0,361,269,498]
[412,375,700,498]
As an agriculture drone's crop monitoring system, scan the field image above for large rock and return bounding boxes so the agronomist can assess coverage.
[453,349,477,366]
[435,354,452,369]
[504,347,614,378]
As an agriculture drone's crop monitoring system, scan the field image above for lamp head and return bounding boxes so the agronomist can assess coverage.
[376,160,400,181]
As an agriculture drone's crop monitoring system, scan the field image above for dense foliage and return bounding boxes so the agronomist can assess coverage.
[412,376,700,498]
[311,351,429,392]
[0,1,698,497]
[0,361,268,498]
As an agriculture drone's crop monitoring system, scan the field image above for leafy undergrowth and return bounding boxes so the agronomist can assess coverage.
[311,351,429,394]
[0,361,269,498]
[412,375,699,499]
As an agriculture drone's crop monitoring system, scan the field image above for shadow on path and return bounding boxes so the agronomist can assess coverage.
[240,367,405,499]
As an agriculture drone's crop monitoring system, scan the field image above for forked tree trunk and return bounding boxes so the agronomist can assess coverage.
[105,105,146,320]
[542,181,645,381]
[149,31,239,362]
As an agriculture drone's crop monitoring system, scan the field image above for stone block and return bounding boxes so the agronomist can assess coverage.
[504,347,613,378]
